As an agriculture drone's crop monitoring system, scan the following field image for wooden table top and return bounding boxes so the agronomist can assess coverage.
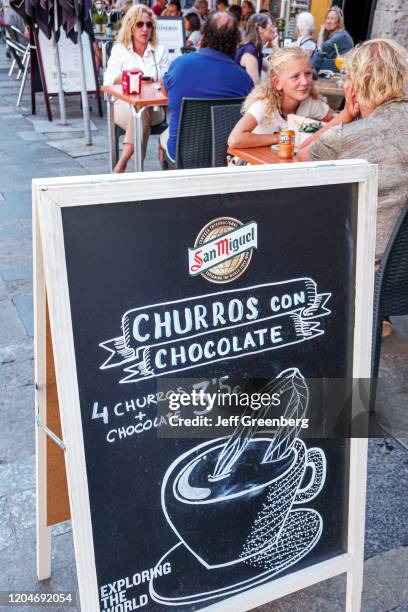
[101,83,168,107]
[227,146,297,165]
[315,78,344,97]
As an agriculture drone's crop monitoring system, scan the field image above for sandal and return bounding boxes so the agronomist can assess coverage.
[382,320,393,338]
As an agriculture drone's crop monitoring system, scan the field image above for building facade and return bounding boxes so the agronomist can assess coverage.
[371,0,408,47]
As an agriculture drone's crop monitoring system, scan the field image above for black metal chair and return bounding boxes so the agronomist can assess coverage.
[4,24,29,76]
[4,25,31,106]
[370,200,408,408]
[211,103,243,167]
[165,97,244,170]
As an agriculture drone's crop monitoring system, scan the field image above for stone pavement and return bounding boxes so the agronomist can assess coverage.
[0,39,407,612]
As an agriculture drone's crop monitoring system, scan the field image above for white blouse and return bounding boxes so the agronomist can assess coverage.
[103,42,169,86]
[187,30,201,47]
[247,97,329,134]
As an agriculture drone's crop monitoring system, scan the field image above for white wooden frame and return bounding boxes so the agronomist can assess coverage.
[33,160,378,612]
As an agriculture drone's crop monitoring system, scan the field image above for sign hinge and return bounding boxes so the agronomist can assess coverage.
[36,416,66,451]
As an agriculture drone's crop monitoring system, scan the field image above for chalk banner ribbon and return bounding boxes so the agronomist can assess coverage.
[99,278,331,383]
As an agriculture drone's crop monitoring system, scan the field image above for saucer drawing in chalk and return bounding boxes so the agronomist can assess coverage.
[149,508,322,606]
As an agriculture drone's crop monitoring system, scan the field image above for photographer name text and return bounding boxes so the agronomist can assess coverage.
[167,414,309,429]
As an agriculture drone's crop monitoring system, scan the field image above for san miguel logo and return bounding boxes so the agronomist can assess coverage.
[99,278,331,384]
[188,217,257,284]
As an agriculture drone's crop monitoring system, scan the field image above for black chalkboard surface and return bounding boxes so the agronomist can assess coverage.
[58,181,359,611]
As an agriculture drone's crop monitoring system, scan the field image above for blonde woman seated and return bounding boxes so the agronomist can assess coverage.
[229,47,332,149]
[298,39,408,270]
[103,5,169,172]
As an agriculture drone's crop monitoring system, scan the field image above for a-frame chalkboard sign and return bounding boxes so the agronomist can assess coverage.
[33,161,377,612]
[30,26,103,121]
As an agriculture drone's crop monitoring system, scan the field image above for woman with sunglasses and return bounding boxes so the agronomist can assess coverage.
[103,5,169,172]
[310,7,353,75]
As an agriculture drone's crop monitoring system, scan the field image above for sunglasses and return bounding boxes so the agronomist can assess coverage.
[135,20,153,29]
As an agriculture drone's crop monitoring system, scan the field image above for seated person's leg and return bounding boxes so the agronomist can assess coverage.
[113,104,166,172]
[141,107,165,161]
[113,100,134,173]
[158,127,176,167]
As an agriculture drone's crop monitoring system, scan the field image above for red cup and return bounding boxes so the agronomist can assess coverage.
[122,69,142,95]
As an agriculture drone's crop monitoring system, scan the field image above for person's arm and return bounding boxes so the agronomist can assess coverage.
[297,114,343,161]
[228,113,279,149]
[298,81,359,161]
[298,105,334,143]
[321,109,334,122]
[317,25,325,50]
[160,78,168,96]
[296,145,312,161]
[321,31,345,57]
[324,30,353,56]
[304,98,334,126]
[161,53,179,97]
[240,53,260,86]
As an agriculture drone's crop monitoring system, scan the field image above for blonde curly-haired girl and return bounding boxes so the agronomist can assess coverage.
[229,47,332,148]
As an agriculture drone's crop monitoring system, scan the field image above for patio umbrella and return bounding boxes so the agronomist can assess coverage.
[11,0,51,38]
[59,0,88,42]
[11,0,67,125]
[12,0,94,142]
[58,0,93,144]
[51,0,67,125]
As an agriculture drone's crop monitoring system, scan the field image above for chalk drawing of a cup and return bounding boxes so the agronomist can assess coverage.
[161,437,326,569]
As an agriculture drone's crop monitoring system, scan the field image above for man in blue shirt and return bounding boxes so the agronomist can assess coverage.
[160,12,254,163]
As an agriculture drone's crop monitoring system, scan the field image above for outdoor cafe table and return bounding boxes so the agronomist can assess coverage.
[101,83,168,172]
[227,145,297,165]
